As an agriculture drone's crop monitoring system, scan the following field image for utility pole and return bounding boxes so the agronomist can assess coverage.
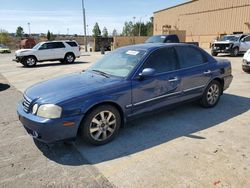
[28,22,31,36]
[82,0,88,52]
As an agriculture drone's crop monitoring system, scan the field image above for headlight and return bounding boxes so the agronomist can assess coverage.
[36,104,62,119]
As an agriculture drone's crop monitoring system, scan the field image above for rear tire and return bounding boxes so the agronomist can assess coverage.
[200,80,222,108]
[23,56,37,67]
[64,53,75,64]
[80,105,121,145]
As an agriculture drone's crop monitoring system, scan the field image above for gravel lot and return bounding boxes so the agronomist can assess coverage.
[0,50,250,188]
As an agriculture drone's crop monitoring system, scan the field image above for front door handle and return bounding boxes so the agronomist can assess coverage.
[204,70,211,75]
[168,77,179,82]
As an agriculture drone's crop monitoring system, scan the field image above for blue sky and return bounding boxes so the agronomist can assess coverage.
[0,0,188,35]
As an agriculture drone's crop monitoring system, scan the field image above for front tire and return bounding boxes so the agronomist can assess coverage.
[211,51,218,56]
[80,105,121,145]
[23,56,37,67]
[231,47,239,57]
[201,80,222,108]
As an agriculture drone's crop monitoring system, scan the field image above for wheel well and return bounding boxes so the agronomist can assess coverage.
[213,78,224,94]
[78,101,125,132]
[65,52,75,58]
[26,55,37,61]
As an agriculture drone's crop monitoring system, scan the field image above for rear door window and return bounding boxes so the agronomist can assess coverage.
[175,46,207,69]
[52,42,65,49]
[142,47,179,74]
[66,42,78,47]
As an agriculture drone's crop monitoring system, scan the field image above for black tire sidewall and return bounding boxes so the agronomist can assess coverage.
[80,105,121,145]
[64,53,75,63]
[201,80,222,108]
[24,56,37,67]
[231,47,239,57]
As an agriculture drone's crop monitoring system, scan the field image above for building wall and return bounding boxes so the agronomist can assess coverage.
[113,36,149,49]
[154,0,250,48]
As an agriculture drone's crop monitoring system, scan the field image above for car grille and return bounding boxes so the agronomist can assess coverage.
[22,95,32,113]
[214,44,231,50]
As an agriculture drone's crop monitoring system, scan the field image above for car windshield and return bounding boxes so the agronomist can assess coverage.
[32,43,42,49]
[145,36,166,43]
[0,44,6,48]
[145,35,166,43]
[219,36,240,42]
[88,48,146,78]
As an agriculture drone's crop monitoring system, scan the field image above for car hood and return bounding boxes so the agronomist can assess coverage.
[0,48,10,50]
[25,71,123,104]
[15,49,35,54]
[213,41,234,44]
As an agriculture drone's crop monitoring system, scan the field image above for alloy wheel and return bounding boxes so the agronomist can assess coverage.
[66,55,74,63]
[89,111,116,141]
[207,84,220,105]
[26,57,35,66]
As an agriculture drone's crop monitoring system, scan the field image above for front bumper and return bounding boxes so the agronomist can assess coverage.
[211,48,232,54]
[17,103,84,143]
[13,56,23,63]
[223,75,233,91]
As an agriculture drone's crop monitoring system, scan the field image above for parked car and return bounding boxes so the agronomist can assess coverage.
[211,34,250,57]
[13,40,81,67]
[243,49,250,73]
[145,35,199,46]
[17,43,233,145]
[0,44,11,53]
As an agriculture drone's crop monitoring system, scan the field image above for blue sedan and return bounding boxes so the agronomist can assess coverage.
[17,43,233,145]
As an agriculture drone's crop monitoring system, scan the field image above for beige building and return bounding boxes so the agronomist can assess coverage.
[154,0,250,48]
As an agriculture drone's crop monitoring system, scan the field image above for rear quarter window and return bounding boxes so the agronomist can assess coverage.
[66,42,78,47]
[175,46,207,69]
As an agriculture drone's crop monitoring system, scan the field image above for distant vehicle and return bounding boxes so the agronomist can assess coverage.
[145,35,199,46]
[14,41,81,67]
[243,49,250,73]
[0,44,11,53]
[211,34,250,57]
[145,35,180,43]
[17,43,233,145]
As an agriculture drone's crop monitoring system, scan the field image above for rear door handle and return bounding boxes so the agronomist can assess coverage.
[168,77,179,82]
[204,70,211,75]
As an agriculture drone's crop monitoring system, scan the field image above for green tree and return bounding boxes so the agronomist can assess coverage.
[0,29,11,45]
[102,27,108,37]
[92,23,101,37]
[47,30,55,41]
[112,29,118,37]
[16,26,24,38]
[47,30,51,40]
[122,21,133,36]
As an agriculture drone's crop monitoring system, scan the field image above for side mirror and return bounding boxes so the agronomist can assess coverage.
[241,38,245,42]
[138,68,155,80]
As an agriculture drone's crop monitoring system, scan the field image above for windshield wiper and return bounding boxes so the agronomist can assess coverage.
[92,70,110,78]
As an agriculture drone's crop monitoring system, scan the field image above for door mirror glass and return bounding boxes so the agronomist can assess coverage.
[138,68,155,79]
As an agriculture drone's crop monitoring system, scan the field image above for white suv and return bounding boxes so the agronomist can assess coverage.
[14,41,81,67]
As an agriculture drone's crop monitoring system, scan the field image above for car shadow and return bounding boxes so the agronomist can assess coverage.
[19,61,90,68]
[0,83,10,92]
[35,93,250,166]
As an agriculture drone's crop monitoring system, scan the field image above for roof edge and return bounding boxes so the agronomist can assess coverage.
[154,0,197,14]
